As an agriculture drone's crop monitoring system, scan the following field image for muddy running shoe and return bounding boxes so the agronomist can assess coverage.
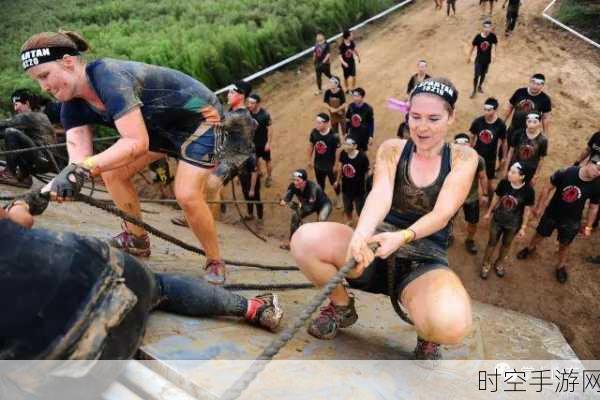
[556,266,568,284]
[171,215,188,227]
[516,247,534,260]
[0,168,32,188]
[414,337,442,360]
[204,259,227,285]
[480,262,491,280]
[465,239,478,255]
[246,293,284,332]
[494,262,506,278]
[110,227,151,257]
[307,296,358,340]
[265,176,273,188]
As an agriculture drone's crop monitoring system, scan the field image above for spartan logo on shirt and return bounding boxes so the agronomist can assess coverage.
[516,99,536,114]
[500,195,518,211]
[342,163,356,178]
[344,49,353,59]
[518,144,535,160]
[478,129,493,145]
[561,185,582,203]
[351,114,362,128]
[479,41,491,52]
[315,140,328,155]
[315,45,323,59]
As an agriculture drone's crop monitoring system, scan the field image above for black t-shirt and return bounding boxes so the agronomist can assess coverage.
[469,116,507,160]
[340,150,370,196]
[406,73,432,95]
[546,166,600,222]
[339,40,356,64]
[587,132,600,159]
[314,42,331,64]
[43,102,63,126]
[283,180,329,210]
[508,87,552,132]
[507,0,520,10]
[250,108,271,149]
[493,179,535,228]
[346,102,374,150]
[324,89,346,107]
[472,33,498,65]
[310,129,340,171]
[508,129,548,174]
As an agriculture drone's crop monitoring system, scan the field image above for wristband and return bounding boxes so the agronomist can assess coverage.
[81,156,97,172]
[399,229,416,244]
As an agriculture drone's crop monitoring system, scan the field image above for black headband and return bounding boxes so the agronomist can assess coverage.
[411,80,458,108]
[21,47,80,71]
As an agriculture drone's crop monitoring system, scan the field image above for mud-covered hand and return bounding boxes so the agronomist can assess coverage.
[51,163,90,201]
[11,191,51,215]
[368,229,415,259]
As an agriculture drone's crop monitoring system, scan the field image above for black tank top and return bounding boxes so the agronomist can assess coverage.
[383,140,452,247]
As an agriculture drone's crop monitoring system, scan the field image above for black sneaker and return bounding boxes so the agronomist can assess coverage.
[556,266,568,284]
[414,337,442,360]
[307,297,358,340]
[494,262,506,278]
[465,239,478,255]
[480,262,491,280]
[516,247,533,260]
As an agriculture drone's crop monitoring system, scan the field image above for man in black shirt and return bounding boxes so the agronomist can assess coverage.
[481,162,535,278]
[339,30,360,94]
[239,155,263,221]
[517,156,600,283]
[406,60,432,98]
[314,31,332,95]
[0,89,59,188]
[575,131,600,166]
[308,113,341,206]
[345,88,374,152]
[280,168,332,249]
[504,73,552,137]
[469,97,507,194]
[247,93,273,187]
[504,111,548,183]
[502,0,521,36]
[323,76,347,136]
[468,20,498,98]
[335,137,369,225]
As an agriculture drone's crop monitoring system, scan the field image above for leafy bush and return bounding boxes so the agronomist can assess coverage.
[554,0,600,43]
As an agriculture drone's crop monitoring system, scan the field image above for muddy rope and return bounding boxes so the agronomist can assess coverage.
[75,192,298,271]
[223,282,313,291]
[220,257,358,400]
[0,135,120,156]
[231,181,267,242]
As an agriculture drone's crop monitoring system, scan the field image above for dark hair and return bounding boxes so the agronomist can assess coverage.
[352,87,365,97]
[233,80,251,97]
[531,73,546,81]
[248,93,261,103]
[21,30,91,53]
[330,76,341,86]
[293,168,308,181]
[484,97,499,109]
[317,112,330,122]
[11,88,34,103]
[343,30,351,39]
[511,162,530,179]
[410,77,458,113]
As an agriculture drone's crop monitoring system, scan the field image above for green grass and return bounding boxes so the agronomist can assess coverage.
[0,0,397,115]
[554,0,600,43]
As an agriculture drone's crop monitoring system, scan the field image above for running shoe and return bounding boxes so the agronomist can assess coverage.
[265,176,273,188]
[494,261,506,278]
[480,262,491,280]
[414,337,442,360]
[246,293,284,332]
[204,259,227,285]
[0,168,32,188]
[477,86,484,93]
[109,225,151,257]
[171,215,188,227]
[556,266,568,284]
[465,239,478,255]
[307,296,358,340]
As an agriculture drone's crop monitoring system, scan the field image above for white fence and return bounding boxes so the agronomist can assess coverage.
[542,0,600,49]
[215,0,414,95]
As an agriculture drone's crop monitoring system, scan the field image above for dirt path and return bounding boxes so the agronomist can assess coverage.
[222,0,600,358]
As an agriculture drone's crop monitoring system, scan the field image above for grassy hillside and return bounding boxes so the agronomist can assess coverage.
[0,0,396,114]
[554,0,600,43]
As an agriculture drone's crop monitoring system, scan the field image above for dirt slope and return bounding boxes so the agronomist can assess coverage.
[232,0,600,358]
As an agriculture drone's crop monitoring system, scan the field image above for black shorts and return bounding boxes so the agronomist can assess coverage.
[255,147,271,162]
[463,200,480,224]
[484,157,496,179]
[474,62,490,77]
[536,212,580,245]
[342,192,365,215]
[343,63,356,78]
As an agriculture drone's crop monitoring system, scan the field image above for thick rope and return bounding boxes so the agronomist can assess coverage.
[224,283,313,291]
[75,193,298,271]
[220,258,357,400]
[0,135,120,156]
[231,181,267,242]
